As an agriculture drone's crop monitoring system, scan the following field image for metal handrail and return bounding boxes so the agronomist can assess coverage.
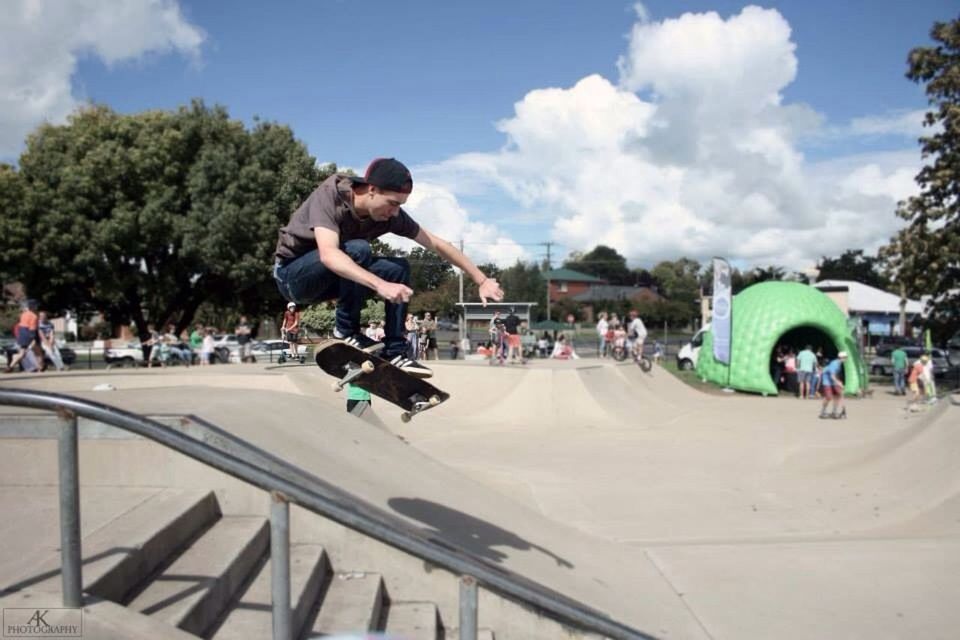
[0,388,655,640]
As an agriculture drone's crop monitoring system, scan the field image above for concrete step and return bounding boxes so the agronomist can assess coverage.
[383,601,439,640]
[0,588,199,639]
[1,489,220,602]
[211,544,328,639]
[448,628,495,640]
[129,515,269,636]
[304,571,384,638]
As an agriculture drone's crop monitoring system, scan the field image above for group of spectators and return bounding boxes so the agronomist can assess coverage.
[141,322,215,367]
[4,299,66,373]
[772,345,846,401]
[404,312,439,360]
[773,343,938,409]
[891,347,937,406]
[596,310,648,359]
[133,316,255,367]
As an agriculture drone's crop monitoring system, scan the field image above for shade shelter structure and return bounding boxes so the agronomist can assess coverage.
[696,282,866,396]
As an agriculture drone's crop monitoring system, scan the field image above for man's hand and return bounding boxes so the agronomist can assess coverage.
[377,281,413,304]
[479,278,504,306]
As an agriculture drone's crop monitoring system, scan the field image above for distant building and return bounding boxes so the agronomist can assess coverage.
[812,279,924,336]
[542,268,605,301]
[542,269,663,323]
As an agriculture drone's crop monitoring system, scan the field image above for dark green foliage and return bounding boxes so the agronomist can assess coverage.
[562,245,631,284]
[0,101,322,339]
[816,250,890,290]
[883,17,960,338]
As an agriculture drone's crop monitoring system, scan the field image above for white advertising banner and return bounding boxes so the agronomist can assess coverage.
[712,257,732,364]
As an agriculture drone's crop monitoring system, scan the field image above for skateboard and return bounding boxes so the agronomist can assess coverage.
[314,339,449,422]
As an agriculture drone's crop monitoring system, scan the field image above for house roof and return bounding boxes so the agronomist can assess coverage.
[570,285,660,302]
[543,268,605,283]
[812,280,924,315]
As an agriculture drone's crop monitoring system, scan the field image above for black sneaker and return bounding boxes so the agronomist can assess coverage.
[338,333,384,353]
[386,354,433,378]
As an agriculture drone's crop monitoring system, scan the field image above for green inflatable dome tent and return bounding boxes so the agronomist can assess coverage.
[695,281,865,395]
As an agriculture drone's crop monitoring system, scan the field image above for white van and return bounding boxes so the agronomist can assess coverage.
[676,324,710,371]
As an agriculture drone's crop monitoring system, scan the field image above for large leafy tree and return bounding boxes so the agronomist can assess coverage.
[563,245,631,284]
[408,247,454,291]
[0,101,323,339]
[883,17,960,334]
[650,258,701,325]
[499,261,547,318]
[816,249,890,289]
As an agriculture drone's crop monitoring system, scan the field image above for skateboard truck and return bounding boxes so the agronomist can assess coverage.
[400,393,442,423]
[331,359,376,392]
[327,342,387,391]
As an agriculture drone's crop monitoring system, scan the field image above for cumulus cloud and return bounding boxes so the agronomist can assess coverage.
[424,6,921,271]
[388,181,527,268]
[0,0,204,158]
[847,109,929,138]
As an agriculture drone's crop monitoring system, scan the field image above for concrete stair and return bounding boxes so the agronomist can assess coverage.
[211,544,328,639]
[383,601,439,639]
[1,489,221,600]
[128,515,269,636]
[305,571,384,637]
[1,488,505,639]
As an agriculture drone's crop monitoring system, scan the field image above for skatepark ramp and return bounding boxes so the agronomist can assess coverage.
[0,387,653,640]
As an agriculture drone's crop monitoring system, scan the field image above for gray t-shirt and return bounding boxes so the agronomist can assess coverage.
[275,174,420,261]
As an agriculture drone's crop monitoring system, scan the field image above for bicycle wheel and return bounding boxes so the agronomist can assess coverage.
[638,355,652,372]
[611,346,628,362]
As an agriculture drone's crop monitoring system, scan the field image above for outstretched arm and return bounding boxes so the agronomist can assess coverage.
[414,227,504,304]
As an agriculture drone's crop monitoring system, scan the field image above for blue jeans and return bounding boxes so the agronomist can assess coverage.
[893,368,906,394]
[274,240,410,357]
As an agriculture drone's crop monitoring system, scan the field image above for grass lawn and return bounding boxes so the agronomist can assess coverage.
[659,359,728,395]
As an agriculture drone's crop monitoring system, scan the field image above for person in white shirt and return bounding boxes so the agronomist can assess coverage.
[596,312,609,358]
[626,309,648,358]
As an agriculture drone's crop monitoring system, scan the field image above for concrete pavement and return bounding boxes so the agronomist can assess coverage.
[0,358,957,639]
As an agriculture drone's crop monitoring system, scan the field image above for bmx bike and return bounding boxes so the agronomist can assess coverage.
[611,343,653,372]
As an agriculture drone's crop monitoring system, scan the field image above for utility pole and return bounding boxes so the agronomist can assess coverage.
[540,241,554,321]
[458,239,465,341]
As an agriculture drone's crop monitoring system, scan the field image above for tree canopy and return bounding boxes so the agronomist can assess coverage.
[883,17,960,335]
[816,250,890,290]
[562,245,631,284]
[0,101,323,339]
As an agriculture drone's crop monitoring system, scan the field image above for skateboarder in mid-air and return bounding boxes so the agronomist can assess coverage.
[274,158,504,378]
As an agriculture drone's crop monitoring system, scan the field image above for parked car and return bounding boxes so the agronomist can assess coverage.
[436,319,458,331]
[104,342,146,368]
[948,330,960,351]
[252,339,291,355]
[874,336,922,357]
[869,346,951,377]
[214,334,242,363]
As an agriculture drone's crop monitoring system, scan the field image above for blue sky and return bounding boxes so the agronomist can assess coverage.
[2,0,955,271]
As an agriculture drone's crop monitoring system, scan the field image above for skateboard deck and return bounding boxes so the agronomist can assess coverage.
[314,339,450,422]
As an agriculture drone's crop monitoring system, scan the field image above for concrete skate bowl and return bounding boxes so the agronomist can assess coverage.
[0,375,690,638]
[392,360,715,431]
[721,395,960,547]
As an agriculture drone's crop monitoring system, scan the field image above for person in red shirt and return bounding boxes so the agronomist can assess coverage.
[5,300,39,373]
[281,302,301,361]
